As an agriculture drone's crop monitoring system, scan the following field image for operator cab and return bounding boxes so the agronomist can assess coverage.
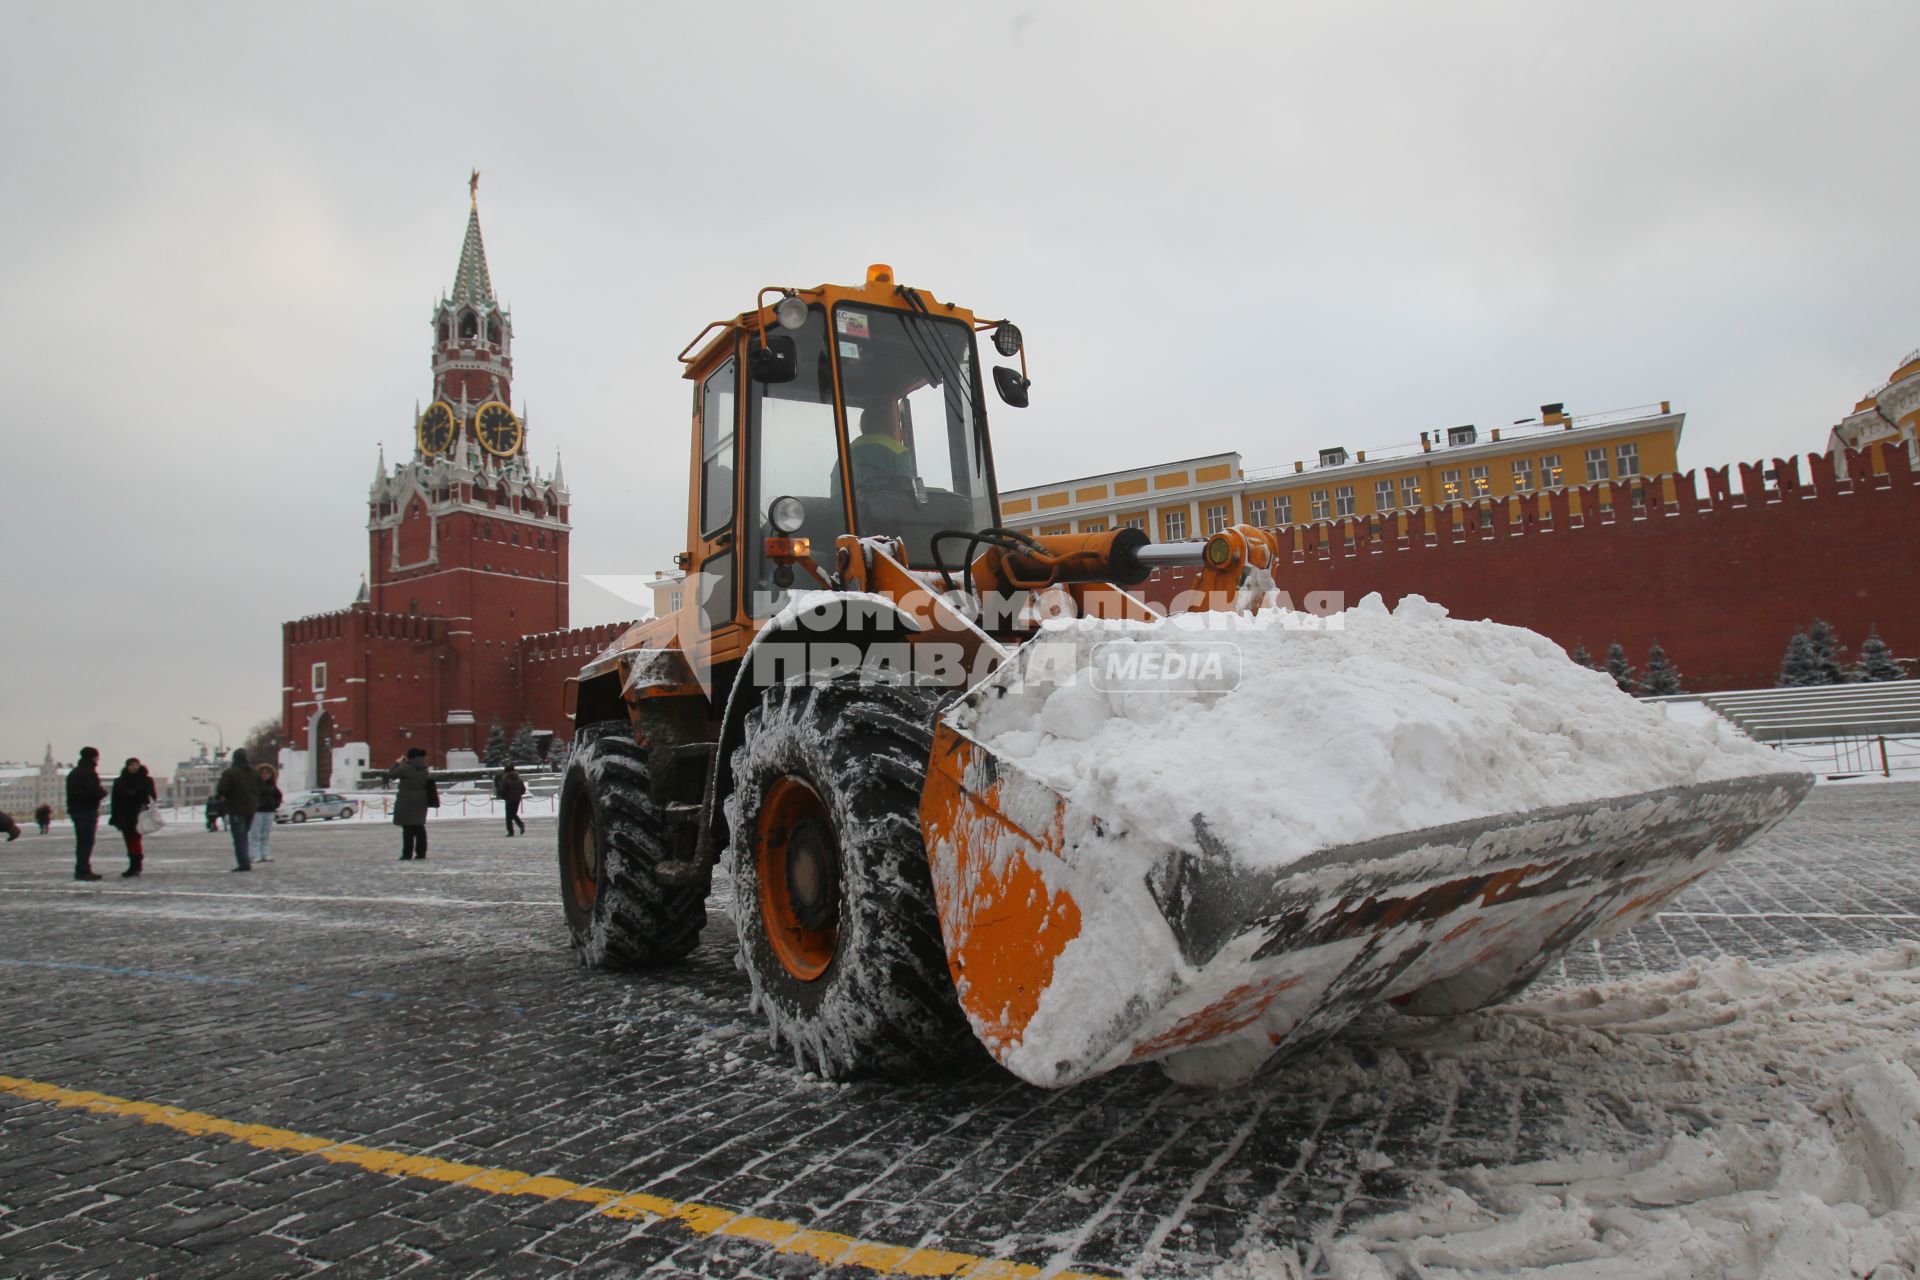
[741,297,997,611]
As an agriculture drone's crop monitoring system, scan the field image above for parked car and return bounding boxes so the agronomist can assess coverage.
[276,791,357,824]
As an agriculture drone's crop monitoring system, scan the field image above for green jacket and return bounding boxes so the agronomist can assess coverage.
[850,434,914,490]
[215,763,262,816]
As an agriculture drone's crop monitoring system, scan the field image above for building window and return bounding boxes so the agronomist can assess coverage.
[1616,442,1641,476]
[312,662,328,692]
[1541,454,1564,487]
[1120,516,1145,531]
[1469,465,1490,497]
[1205,504,1230,534]
[1374,479,1395,511]
[1248,497,1268,526]
[1080,520,1107,533]
[1163,511,1187,540]
[1042,525,1070,536]
[1585,448,1609,482]
[1512,457,1534,492]
[1401,476,1421,507]
[1334,485,1355,517]
[1275,495,1292,524]
[1309,489,1329,521]
[667,591,682,612]
[1441,469,1462,501]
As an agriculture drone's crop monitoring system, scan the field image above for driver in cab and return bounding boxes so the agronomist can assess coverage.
[831,400,917,503]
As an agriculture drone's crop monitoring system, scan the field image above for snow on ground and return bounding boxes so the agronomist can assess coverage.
[1215,945,1920,1279]
[959,593,1798,871]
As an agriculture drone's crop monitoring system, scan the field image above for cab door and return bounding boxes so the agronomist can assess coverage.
[691,343,749,661]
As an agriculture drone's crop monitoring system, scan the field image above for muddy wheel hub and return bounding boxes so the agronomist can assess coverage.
[784,818,840,932]
[755,776,841,981]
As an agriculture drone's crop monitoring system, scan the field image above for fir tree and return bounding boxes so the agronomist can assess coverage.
[1605,643,1638,694]
[1853,626,1907,682]
[1806,618,1848,685]
[509,721,542,765]
[546,736,570,768]
[1569,645,1596,670]
[1642,644,1683,696]
[482,718,509,767]
[1778,632,1821,687]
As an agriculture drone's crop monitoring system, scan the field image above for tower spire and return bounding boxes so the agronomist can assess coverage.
[450,173,494,307]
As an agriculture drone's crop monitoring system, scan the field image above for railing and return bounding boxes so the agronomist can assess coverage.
[1772,734,1919,780]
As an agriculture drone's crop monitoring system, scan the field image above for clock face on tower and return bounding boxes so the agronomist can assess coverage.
[417,401,455,455]
[475,401,522,457]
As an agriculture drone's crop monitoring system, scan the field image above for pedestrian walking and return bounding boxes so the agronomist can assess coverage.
[33,804,52,835]
[66,746,106,881]
[107,758,157,878]
[496,763,527,836]
[214,748,262,872]
[205,793,224,831]
[251,762,283,864]
[384,748,437,861]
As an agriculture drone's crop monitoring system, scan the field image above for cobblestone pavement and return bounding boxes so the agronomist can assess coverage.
[2,784,1917,1279]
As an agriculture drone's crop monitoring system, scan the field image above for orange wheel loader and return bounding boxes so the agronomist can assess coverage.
[555,266,1811,1088]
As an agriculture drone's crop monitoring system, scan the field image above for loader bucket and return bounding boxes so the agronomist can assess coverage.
[920,704,1813,1090]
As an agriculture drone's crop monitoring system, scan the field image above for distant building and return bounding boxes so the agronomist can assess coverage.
[0,745,66,818]
[171,750,224,811]
[1828,347,1920,462]
[1000,403,1683,541]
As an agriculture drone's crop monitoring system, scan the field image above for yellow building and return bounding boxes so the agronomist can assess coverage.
[1001,402,1684,541]
[1828,347,1920,462]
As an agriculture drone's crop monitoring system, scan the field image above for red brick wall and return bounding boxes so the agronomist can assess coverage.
[517,622,636,743]
[1140,449,1920,692]
[283,608,445,768]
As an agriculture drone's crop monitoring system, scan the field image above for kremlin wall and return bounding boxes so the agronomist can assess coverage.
[1136,445,1920,692]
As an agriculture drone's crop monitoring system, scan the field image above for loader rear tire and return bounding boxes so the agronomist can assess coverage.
[558,720,706,969]
[726,674,979,1079]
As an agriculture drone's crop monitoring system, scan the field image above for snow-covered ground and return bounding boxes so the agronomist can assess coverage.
[1220,945,1920,1279]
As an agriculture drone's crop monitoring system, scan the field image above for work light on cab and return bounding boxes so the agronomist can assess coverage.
[769,495,806,534]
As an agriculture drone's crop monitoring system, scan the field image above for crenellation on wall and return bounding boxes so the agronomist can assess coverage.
[1142,448,1919,692]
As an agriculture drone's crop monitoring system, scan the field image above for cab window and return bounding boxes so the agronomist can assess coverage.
[700,359,737,535]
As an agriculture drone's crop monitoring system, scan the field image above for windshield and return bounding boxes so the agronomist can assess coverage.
[831,302,995,567]
[745,306,849,616]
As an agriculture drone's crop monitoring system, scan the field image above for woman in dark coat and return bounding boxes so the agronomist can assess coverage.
[384,747,437,861]
[108,758,157,878]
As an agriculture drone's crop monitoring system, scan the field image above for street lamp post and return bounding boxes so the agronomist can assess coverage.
[192,716,225,756]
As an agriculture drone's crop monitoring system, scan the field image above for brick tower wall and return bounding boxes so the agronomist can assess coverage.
[283,609,447,769]
[517,621,637,745]
[1139,448,1920,692]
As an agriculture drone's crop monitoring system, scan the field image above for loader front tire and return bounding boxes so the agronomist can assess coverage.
[557,720,706,969]
[727,675,978,1079]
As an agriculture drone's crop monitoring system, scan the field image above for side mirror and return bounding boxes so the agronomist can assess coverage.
[750,334,797,384]
[993,365,1030,408]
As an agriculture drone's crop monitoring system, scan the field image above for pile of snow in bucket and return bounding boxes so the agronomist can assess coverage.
[1212,944,1920,1280]
[956,593,1798,871]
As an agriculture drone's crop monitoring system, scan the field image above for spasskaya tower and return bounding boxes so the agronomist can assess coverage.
[283,176,612,782]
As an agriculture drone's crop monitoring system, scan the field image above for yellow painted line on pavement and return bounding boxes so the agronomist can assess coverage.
[0,1073,1106,1279]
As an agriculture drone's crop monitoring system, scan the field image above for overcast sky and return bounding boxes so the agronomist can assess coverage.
[5,1,1917,778]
